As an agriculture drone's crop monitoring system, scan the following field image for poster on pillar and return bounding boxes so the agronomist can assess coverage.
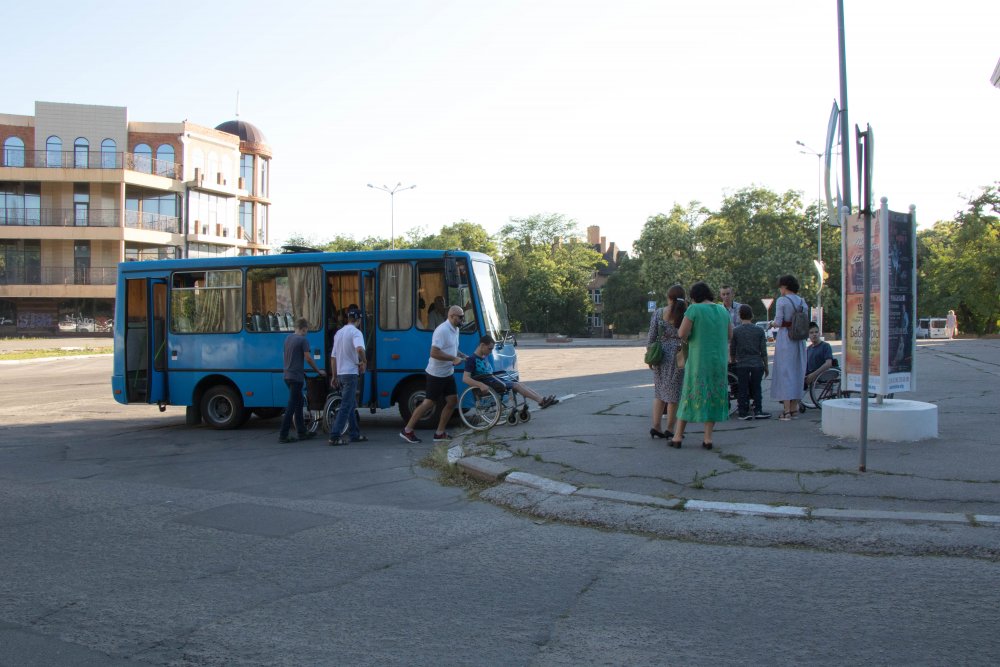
[882,203,916,393]
[842,212,882,394]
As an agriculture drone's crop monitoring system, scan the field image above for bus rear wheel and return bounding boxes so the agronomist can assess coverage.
[201,385,246,430]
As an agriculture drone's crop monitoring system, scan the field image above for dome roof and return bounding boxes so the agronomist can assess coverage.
[215,119,271,158]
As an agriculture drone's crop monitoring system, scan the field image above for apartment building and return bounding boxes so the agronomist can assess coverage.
[0,101,271,334]
[585,225,626,337]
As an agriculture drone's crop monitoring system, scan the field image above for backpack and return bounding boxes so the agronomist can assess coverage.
[787,296,809,341]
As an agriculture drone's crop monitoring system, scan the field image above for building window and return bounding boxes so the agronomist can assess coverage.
[587,314,603,329]
[3,137,24,167]
[1,183,41,225]
[240,154,254,194]
[590,288,602,304]
[101,139,117,168]
[258,157,269,197]
[189,190,235,237]
[0,239,41,284]
[74,137,89,168]
[239,201,252,241]
[155,144,174,177]
[74,241,91,284]
[255,204,267,245]
[74,184,90,227]
[133,143,152,173]
[46,136,62,167]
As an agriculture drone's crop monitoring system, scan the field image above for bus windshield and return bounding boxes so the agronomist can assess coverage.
[472,261,509,340]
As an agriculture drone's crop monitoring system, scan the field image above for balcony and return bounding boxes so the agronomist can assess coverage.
[0,266,118,286]
[1,150,181,179]
[1,207,119,227]
[125,210,180,234]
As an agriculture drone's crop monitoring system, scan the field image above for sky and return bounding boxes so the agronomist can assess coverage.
[7,0,999,254]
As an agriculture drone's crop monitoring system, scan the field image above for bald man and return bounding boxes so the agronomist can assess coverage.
[400,305,467,443]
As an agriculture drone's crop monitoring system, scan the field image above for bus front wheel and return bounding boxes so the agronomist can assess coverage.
[201,385,246,430]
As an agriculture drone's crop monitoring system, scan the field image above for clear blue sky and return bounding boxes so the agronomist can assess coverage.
[8,1,999,252]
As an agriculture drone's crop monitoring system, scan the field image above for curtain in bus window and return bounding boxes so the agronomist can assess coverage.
[417,265,445,330]
[288,266,322,329]
[193,270,242,333]
[379,262,413,330]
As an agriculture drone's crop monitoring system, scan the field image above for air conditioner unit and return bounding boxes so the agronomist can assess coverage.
[194,167,202,183]
[217,172,223,185]
[222,228,229,238]
[238,176,245,190]
[201,223,209,235]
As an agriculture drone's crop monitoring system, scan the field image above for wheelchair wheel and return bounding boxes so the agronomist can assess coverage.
[520,406,531,423]
[809,367,842,409]
[727,371,739,415]
[506,409,519,425]
[321,392,354,436]
[459,386,502,431]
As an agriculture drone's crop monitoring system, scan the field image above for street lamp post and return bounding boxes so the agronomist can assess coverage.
[367,182,416,250]
[796,140,824,333]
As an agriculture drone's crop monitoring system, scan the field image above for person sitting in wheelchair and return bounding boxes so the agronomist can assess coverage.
[463,335,559,409]
[805,322,836,388]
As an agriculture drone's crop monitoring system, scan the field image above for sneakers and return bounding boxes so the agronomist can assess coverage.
[432,432,453,442]
[399,429,422,444]
[754,411,772,420]
[328,437,348,446]
[738,412,754,421]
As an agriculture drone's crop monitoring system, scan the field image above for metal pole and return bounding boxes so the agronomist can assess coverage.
[390,191,395,250]
[817,152,823,332]
[837,0,852,211]
[858,127,871,473]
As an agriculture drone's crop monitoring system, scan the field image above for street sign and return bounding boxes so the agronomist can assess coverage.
[647,300,657,313]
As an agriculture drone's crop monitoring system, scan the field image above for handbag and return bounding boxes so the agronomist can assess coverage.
[644,342,664,366]
[674,342,688,370]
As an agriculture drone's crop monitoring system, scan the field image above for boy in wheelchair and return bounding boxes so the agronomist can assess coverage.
[463,335,559,409]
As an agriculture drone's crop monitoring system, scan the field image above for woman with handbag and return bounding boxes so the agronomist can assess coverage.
[647,284,686,439]
[669,281,732,450]
[769,274,809,421]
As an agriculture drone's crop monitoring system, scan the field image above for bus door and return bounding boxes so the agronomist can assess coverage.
[123,276,167,404]
[326,268,375,404]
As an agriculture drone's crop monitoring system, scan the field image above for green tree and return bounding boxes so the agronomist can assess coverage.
[497,214,604,335]
[602,255,650,335]
[917,183,1000,334]
[632,203,706,300]
[415,220,498,256]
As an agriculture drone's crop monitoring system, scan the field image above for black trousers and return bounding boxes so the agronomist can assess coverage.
[734,366,764,414]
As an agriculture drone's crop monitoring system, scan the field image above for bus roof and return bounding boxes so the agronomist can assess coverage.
[117,249,494,273]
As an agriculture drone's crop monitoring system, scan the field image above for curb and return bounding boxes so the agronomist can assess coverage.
[0,353,112,365]
[454,455,1000,528]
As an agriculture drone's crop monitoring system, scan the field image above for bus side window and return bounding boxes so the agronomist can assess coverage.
[247,266,322,331]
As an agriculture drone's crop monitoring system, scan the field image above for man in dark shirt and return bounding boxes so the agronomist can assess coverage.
[279,317,325,443]
[730,304,770,420]
[805,322,834,387]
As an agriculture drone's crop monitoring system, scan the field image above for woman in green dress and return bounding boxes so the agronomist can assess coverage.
[669,281,733,450]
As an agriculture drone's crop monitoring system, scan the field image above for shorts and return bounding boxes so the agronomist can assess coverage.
[479,374,514,393]
[424,374,457,402]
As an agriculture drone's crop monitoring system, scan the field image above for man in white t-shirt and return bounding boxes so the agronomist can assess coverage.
[400,305,466,443]
[328,307,367,446]
[720,285,744,328]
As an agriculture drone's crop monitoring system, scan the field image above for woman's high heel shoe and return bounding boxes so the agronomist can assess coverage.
[650,428,667,439]
[668,438,682,449]
[702,441,713,450]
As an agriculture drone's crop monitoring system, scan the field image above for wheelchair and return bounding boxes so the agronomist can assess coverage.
[804,366,842,410]
[301,377,357,435]
[458,375,531,431]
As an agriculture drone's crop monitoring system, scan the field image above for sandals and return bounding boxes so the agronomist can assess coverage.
[539,395,559,409]
[779,412,793,421]
[702,441,713,450]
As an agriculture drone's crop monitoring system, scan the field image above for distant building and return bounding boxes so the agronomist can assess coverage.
[585,225,627,337]
[0,101,271,334]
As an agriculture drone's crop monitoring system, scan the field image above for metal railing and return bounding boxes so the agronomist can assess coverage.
[0,207,119,227]
[0,266,118,286]
[124,210,180,234]
[1,150,181,179]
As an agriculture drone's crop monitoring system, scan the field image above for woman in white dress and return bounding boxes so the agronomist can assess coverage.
[769,275,808,420]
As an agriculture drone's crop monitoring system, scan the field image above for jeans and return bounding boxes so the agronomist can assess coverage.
[735,366,764,415]
[329,373,360,440]
[280,379,306,438]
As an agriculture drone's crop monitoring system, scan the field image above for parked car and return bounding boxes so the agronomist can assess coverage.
[916,317,947,339]
[754,320,776,342]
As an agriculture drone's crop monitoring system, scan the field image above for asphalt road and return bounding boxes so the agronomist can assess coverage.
[1,354,998,665]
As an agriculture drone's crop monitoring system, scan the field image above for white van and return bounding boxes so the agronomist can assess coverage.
[916,317,948,339]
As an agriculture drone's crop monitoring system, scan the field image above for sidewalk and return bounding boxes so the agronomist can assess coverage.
[453,338,1000,530]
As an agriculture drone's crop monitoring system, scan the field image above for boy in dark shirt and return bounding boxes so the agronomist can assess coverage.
[729,304,770,420]
[463,335,558,409]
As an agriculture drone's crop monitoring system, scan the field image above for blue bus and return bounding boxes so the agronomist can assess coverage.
[112,249,517,429]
